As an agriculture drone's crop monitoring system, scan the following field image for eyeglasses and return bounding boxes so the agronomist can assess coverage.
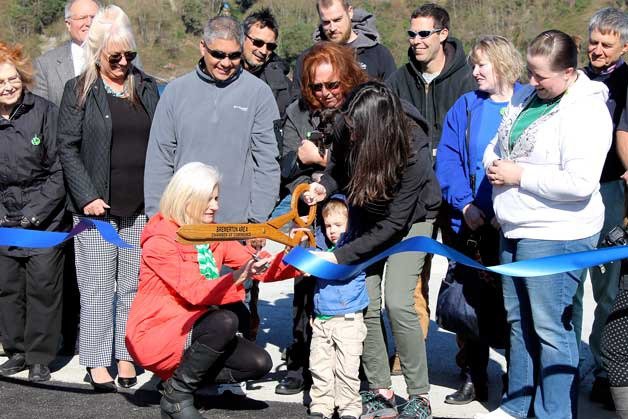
[407,28,443,39]
[202,41,242,61]
[309,81,341,92]
[106,51,137,65]
[246,34,277,51]
[68,14,96,22]
[0,75,22,88]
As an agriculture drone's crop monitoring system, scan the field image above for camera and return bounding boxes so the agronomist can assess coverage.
[306,108,338,157]
[603,225,628,247]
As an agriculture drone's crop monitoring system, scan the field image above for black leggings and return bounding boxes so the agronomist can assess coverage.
[191,303,272,383]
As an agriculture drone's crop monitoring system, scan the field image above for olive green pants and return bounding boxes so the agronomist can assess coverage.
[361,221,432,395]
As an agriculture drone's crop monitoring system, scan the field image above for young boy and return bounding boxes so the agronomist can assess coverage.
[307,196,369,419]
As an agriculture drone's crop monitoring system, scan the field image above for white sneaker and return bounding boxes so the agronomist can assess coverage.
[474,407,520,419]
[215,381,247,397]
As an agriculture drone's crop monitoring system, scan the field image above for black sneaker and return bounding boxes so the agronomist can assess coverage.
[306,412,330,419]
[360,389,397,419]
[398,395,432,419]
[28,364,51,382]
[0,353,27,376]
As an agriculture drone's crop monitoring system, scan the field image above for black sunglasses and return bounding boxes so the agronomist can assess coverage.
[202,41,242,61]
[246,34,278,51]
[107,51,137,65]
[407,28,443,39]
[309,81,341,92]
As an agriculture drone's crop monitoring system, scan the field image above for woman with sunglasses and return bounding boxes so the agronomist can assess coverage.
[273,41,368,396]
[304,81,441,419]
[57,5,158,392]
[0,42,65,383]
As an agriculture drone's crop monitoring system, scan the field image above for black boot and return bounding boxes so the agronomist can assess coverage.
[160,341,224,419]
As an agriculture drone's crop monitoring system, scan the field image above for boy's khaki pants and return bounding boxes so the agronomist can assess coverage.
[309,313,367,418]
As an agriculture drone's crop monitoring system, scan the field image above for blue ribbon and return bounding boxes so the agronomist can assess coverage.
[0,218,132,249]
[284,236,628,279]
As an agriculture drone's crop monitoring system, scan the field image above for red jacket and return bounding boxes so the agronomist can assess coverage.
[125,213,298,379]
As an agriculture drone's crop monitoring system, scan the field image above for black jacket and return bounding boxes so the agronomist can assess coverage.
[279,98,323,196]
[387,38,477,150]
[57,67,159,214]
[0,91,66,256]
[319,101,441,265]
[249,53,292,119]
[584,62,628,183]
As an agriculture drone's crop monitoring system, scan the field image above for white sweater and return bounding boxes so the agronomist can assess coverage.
[483,71,612,240]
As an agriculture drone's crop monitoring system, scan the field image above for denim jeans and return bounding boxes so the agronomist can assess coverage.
[499,233,599,419]
[270,194,292,218]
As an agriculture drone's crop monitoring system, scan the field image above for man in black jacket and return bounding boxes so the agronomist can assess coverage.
[292,0,396,93]
[387,3,476,153]
[242,8,292,119]
[574,6,628,409]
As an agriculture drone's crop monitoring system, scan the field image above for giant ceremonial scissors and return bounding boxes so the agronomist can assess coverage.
[176,183,317,247]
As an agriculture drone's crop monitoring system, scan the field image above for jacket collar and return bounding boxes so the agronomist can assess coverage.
[195,58,242,87]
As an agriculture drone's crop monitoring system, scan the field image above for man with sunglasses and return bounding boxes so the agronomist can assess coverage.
[242,8,292,119]
[145,15,280,230]
[387,3,476,154]
[386,3,476,398]
[292,0,396,93]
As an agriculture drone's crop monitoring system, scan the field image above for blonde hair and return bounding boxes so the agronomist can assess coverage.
[321,199,348,221]
[469,35,524,93]
[0,42,34,90]
[77,5,137,106]
[160,163,221,225]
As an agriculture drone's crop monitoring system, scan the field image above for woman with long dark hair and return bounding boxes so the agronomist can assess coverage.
[305,81,441,419]
[273,41,368,396]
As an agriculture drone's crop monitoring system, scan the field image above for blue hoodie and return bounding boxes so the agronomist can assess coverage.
[313,195,369,316]
[435,84,522,233]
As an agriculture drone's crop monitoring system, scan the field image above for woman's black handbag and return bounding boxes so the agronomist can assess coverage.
[435,228,508,348]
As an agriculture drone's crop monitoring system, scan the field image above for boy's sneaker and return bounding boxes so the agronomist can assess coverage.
[360,389,397,419]
[398,394,432,419]
[339,416,358,419]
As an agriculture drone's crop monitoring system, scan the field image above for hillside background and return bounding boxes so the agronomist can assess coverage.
[0,0,626,81]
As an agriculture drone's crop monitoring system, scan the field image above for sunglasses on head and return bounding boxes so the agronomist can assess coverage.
[246,34,277,51]
[107,51,137,65]
[309,81,341,92]
[407,28,443,39]
[202,41,242,61]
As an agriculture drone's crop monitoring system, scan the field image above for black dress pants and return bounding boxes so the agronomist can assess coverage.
[0,247,64,365]
[285,275,315,375]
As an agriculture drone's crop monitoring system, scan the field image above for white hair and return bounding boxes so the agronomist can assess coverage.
[77,5,137,106]
[64,0,102,20]
[160,163,222,225]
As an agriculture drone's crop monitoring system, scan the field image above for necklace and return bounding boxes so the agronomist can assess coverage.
[102,80,127,98]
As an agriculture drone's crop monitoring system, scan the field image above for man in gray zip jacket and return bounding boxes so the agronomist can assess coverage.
[144,16,280,224]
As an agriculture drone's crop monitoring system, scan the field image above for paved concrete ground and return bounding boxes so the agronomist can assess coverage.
[0,247,618,418]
